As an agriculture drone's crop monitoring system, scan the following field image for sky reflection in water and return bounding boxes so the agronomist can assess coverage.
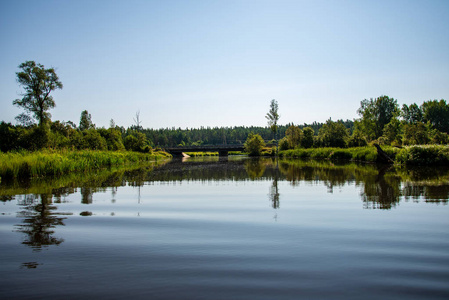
[1,157,448,299]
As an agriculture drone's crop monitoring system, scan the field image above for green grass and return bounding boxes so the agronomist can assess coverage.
[0,149,171,180]
[278,146,401,163]
[279,145,449,166]
[395,145,449,166]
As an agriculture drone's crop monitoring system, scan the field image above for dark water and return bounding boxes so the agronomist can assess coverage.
[1,157,449,299]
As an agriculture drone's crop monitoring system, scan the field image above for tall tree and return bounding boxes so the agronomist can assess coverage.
[265,99,280,140]
[421,99,449,133]
[285,125,302,148]
[401,103,423,124]
[357,95,399,140]
[13,61,63,127]
[79,110,94,131]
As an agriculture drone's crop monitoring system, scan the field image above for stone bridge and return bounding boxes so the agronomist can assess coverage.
[165,144,245,157]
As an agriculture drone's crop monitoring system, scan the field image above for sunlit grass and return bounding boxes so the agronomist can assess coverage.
[0,149,171,180]
[278,146,400,162]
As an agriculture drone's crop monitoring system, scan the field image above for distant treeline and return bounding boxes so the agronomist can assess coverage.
[141,120,354,147]
[0,118,354,152]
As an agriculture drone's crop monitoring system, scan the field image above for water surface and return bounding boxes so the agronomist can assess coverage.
[1,157,448,299]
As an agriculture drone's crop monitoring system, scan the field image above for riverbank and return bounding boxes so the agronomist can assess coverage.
[279,146,390,162]
[279,145,449,166]
[0,149,172,180]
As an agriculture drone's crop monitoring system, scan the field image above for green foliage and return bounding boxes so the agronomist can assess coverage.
[79,110,95,131]
[401,103,423,124]
[0,150,170,180]
[396,145,449,166]
[402,122,430,145]
[285,125,302,149]
[301,127,314,148]
[316,119,349,148]
[421,99,449,133]
[244,133,265,156]
[357,95,399,140]
[13,61,63,127]
[382,117,402,145]
[279,147,380,162]
[265,99,280,139]
[348,127,367,148]
[278,137,290,151]
[97,128,125,151]
[0,122,20,152]
[124,130,151,153]
[82,129,107,150]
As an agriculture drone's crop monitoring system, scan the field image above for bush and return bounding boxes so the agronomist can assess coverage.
[395,145,449,165]
[244,133,265,156]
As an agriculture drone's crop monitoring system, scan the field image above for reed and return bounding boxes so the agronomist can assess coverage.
[395,145,449,166]
[279,147,393,163]
[0,149,171,180]
[279,147,375,161]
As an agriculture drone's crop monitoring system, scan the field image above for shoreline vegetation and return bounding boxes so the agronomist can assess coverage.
[0,149,171,181]
[1,145,449,182]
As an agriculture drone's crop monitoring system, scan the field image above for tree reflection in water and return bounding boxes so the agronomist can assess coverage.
[14,193,71,251]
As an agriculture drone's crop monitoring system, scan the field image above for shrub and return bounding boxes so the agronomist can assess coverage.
[244,133,265,156]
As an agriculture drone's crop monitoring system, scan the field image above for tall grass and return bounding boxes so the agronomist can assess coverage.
[279,145,449,166]
[279,147,381,162]
[0,149,171,180]
[395,145,449,166]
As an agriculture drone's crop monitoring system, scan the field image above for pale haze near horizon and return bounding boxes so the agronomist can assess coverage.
[0,0,448,129]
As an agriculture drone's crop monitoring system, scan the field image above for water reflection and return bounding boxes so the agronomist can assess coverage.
[14,193,71,251]
[1,158,448,212]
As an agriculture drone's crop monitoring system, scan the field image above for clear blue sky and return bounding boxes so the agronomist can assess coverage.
[1,0,448,129]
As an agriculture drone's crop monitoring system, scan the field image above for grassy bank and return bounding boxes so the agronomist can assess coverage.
[396,145,449,166]
[278,147,389,162]
[279,145,449,166]
[0,149,171,180]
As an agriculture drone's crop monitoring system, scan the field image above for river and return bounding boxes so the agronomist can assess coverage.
[1,157,448,299]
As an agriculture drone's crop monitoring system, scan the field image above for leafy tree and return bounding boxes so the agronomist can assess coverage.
[82,129,107,150]
[124,130,151,152]
[421,99,449,133]
[265,99,280,140]
[316,119,349,148]
[401,103,423,124]
[285,125,302,149]
[0,122,20,152]
[13,61,63,127]
[278,137,290,151]
[402,122,429,145]
[382,117,402,146]
[357,95,399,140]
[79,110,95,131]
[301,127,314,148]
[97,128,125,151]
[244,132,265,156]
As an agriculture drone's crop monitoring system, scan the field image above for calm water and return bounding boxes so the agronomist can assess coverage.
[1,157,449,299]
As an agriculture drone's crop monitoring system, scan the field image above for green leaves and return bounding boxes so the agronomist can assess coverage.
[13,61,62,127]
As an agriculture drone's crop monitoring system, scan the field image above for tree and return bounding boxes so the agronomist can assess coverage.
[301,127,314,148]
[265,99,280,140]
[79,110,94,131]
[285,125,302,149]
[357,95,399,140]
[421,99,449,133]
[13,61,63,127]
[133,110,143,131]
[401,103,423,124]
[317,119,349,148]
[244,132,265,156]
